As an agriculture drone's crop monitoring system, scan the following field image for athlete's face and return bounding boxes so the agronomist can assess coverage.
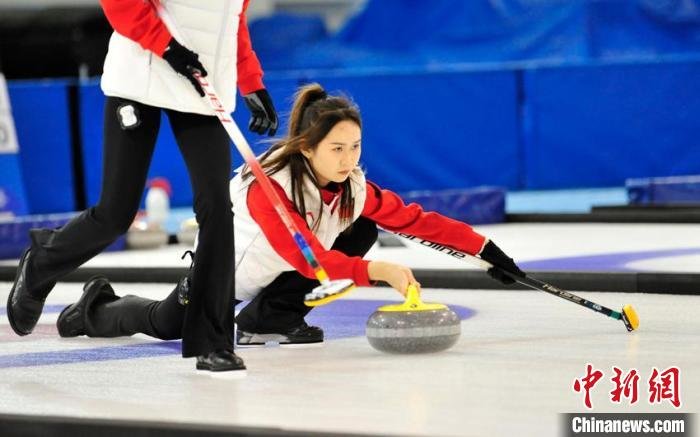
[302,120,362,187]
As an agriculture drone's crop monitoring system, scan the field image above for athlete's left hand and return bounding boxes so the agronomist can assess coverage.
[243,89,278,136]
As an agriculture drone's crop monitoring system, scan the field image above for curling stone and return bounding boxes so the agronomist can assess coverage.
[126,216,169,249]
[176,217,198,246]
[366,285,461,354]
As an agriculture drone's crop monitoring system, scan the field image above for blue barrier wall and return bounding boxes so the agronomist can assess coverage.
[252,0,700,71]
[8,80,74,213]
[76,71,517,207]
[402,187,506,225]
[304,69,520,191]
[0,75,28,216]
[9,58,700,211]
[6,0,700,213]
[522,59,700,189]
[0,154,28,216]
[627,175,700,205]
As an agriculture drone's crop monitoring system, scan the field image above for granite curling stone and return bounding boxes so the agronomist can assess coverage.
[126,218,169,249]
[366,285,461,354]
[176,217,198,246]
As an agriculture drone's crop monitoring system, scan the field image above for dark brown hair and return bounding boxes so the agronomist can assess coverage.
[243,83,362,229]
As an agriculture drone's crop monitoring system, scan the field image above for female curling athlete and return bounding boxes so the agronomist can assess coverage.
[57,83,525,349]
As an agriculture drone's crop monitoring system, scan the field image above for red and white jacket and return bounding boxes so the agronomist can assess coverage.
[229,162,487,301]
[99,0,263,115]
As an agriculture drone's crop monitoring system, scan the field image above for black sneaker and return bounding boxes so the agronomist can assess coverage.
[236,322,324,346]
[57,276,116,338]
[196,350,246,374]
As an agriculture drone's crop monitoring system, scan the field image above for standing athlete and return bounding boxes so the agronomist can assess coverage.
[6,0,277,373]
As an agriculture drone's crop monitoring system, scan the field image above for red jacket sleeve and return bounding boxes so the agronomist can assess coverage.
[99,0,172,56]
[247,180,372,286]
[362,181,487,255]
[237,0,264,95]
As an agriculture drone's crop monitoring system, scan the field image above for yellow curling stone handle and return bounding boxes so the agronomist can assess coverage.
[377,284,448,312]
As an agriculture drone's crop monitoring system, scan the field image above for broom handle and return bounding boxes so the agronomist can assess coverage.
[393,232,623,320]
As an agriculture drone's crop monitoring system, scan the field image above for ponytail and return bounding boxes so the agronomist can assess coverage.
[244,83,361,230]
[288,84,327,136]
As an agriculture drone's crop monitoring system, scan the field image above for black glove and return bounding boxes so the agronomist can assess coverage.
[162,38,208,97]
[478,240,526,285]
[243,89,278,136]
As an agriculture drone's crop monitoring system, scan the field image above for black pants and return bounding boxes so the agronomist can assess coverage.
[27,97,235,357]
[83,217,378,339]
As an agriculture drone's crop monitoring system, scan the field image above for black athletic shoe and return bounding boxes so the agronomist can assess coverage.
[57,276,116,338]
[236,322,324,346]
[6,249,50,336]
[196,350,246,372]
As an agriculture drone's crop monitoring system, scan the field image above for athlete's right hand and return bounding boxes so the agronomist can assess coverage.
[478,240,525,285]
[367,261,420,296]
[162,38,208,97]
